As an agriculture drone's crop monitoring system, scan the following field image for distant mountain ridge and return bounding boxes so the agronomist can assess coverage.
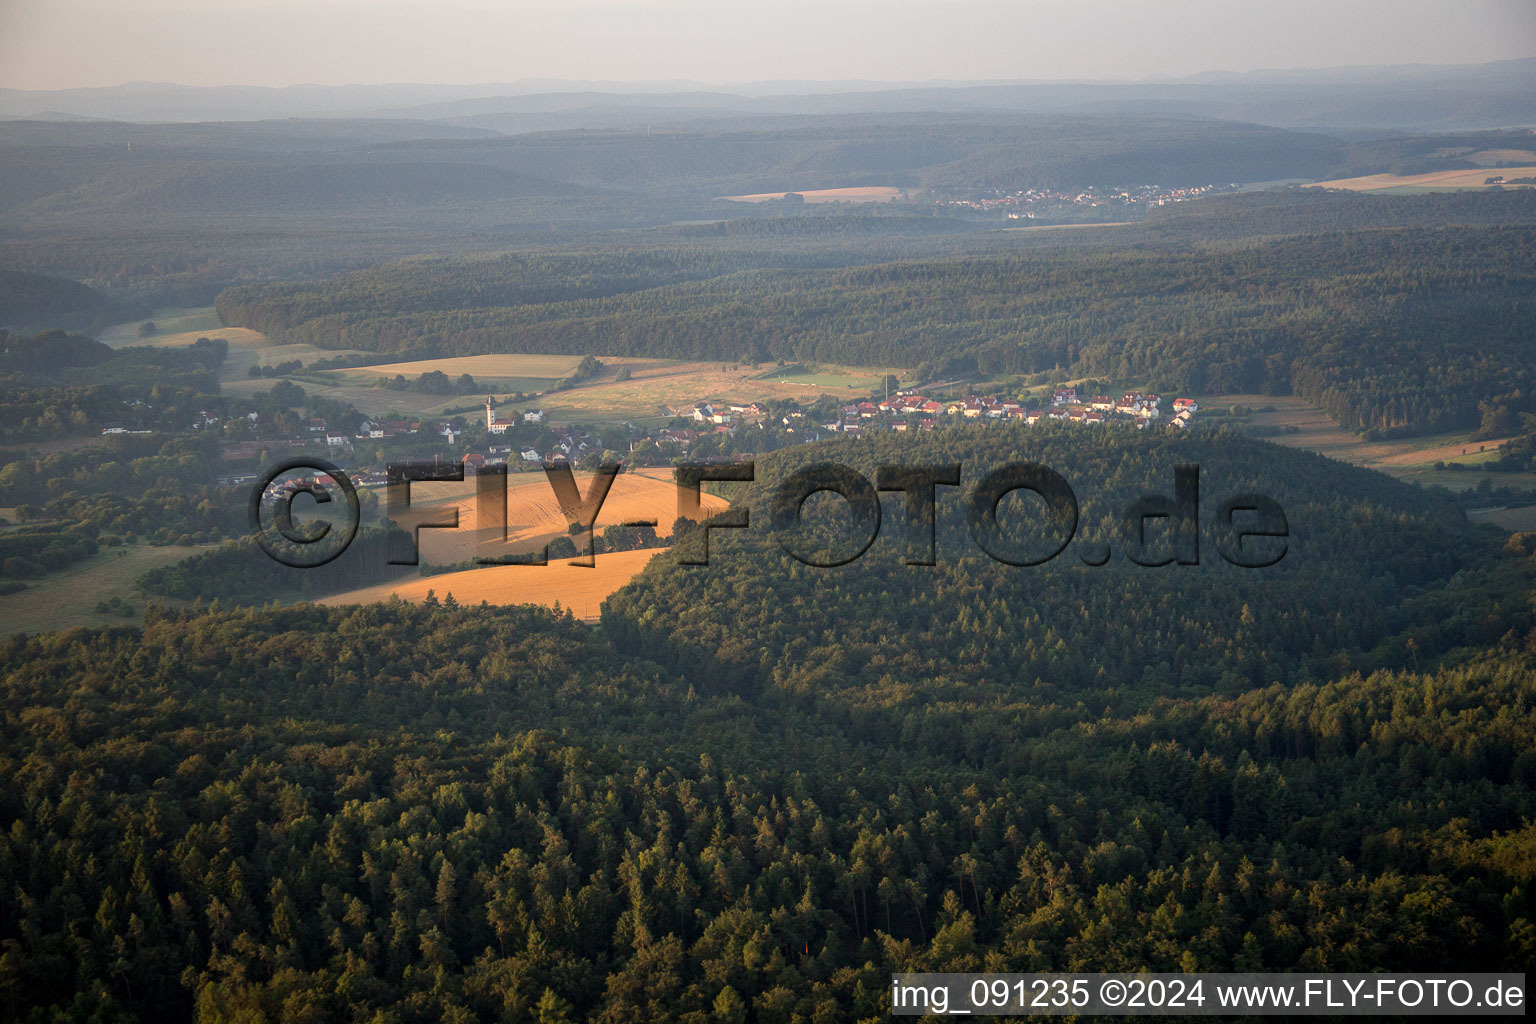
[2,59,1533,130]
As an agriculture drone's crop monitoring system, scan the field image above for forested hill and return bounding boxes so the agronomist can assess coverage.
[0,269,105,329]
[218,216,1536,436]
[0,429,1532,1021]
[606,426,1500,698]
[0,115,1340,221]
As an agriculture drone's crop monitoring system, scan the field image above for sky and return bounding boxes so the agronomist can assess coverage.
[1,0,1534,91]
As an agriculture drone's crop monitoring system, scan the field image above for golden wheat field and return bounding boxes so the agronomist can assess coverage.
[720,186,908,203]
[540,362,900,419]
[393,467,730,565]
[319,547,662,620]
[1307,166,1536,192]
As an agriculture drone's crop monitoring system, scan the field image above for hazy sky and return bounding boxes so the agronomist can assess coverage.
[2,0,1534,91]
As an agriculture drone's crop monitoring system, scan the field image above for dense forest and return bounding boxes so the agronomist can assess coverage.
[0,430,1532,1021]
[0,271,107,330]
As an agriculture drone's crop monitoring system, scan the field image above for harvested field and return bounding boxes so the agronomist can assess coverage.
[392,466,730,566]
[1306,167,1536,192]
[719,186,907,203]
[319,547,661,621]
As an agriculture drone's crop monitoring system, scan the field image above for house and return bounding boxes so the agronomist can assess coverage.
[1090,396,1114,412]
[727,402,767,415]
[440,423,461,444]
[325,433,348,448]
[308,417,327,432]
[658,428,695,447]
[461,453,486,470]
[356,419,379,438]
[523,410,543,424]
[521,448,541,461]
[1052,387,1078,407]
[690,403,715,423]
[384,419,414,435]
[1173,398,1199,412]
[100,423,128,434]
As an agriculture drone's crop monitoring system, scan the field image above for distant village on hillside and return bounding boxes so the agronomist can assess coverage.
[210,383,1200,489]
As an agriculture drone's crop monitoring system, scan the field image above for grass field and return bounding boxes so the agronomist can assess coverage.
[1203,393,1525,493]
[1306,167,1536,193]
[1465,148,1536,166]
[104,315,902,423]
[97,306,225,345]
[219,377,469,415]
[1467,505,1536,533]
[393,466,730,566]
[1410,470,1536,493]
[720,186,907,203]
[334,354,680,384]
[999,221,1140,232]
[319,547,661,621]
[0,542,210,634]
[755,364,888,389]
[98,312,372,383]
[536,361,904,421]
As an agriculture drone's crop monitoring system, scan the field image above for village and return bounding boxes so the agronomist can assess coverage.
[930,182,1241,219]
[214,384,1201,490]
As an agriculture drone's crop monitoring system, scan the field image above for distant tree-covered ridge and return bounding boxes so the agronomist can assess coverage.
[218,223,1536,437]
[0,269,105,329]
[0,327,113,376]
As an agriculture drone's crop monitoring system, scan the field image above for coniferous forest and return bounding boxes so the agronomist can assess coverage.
[1,429,1534,1021]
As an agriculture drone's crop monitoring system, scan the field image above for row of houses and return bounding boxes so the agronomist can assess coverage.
[674,400,769,426]
[814,388,1201,434]
[485,398,544,434]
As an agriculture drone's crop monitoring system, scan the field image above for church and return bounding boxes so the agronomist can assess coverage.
[485,397,517,435]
